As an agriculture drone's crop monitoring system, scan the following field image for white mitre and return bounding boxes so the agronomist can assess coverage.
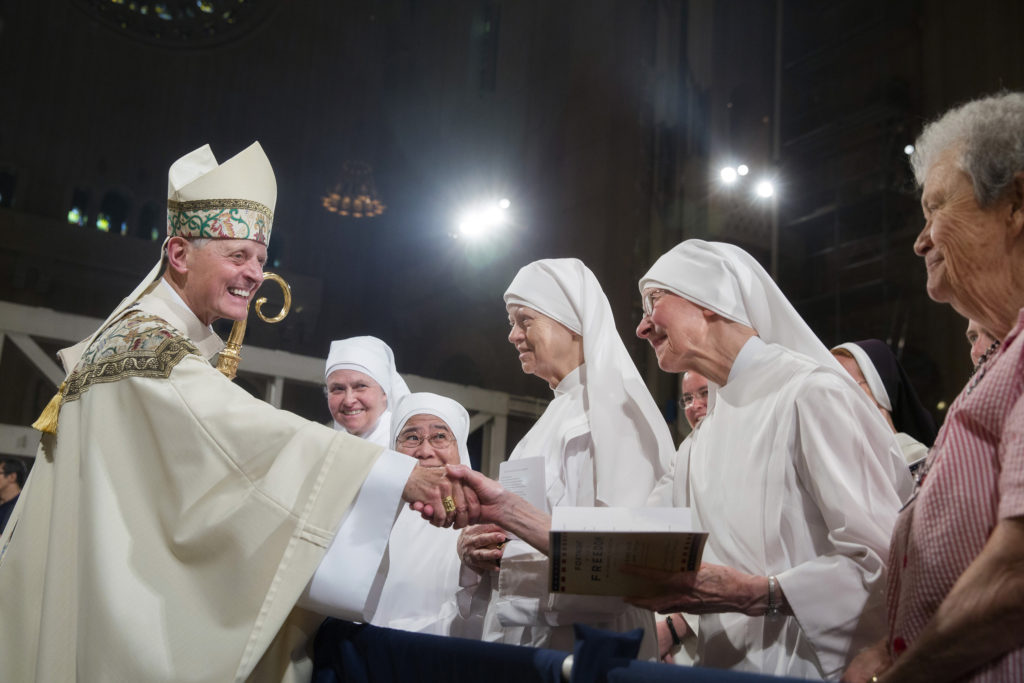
[56,142,276,375]
[167,142,276,244]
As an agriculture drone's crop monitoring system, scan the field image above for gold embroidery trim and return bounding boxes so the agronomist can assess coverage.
[63,336,201,404]
[167,198,274,220]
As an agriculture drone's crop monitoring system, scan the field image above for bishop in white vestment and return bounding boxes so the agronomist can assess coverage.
[0,142,462,682]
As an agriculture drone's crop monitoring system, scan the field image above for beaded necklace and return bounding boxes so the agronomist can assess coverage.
[966,337,1002,394]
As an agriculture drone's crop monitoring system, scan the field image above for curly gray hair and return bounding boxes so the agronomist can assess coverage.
[910,91,1024,208]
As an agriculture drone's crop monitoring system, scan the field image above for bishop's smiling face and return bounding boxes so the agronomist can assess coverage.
[179,238,267,325]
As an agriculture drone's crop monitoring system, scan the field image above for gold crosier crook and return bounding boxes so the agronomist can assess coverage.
[216,272,292,380]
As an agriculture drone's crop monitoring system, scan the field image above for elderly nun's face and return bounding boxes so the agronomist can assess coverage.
[326,369,387,438]
[507,305,583,388]
[914,149,1021,323]
[394,414,460,467]
[637,289,709,373]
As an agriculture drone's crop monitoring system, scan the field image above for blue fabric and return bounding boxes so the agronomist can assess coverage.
[569,623,643,683]
[312,619,565,683]
[313,619,808,683]
[606,660,810,682]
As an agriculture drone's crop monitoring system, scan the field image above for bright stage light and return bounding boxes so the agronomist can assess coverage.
[904,144,914,155]
[737,164,749,176]
[455,199,511,238]
[456,216,481,237]
[720,167,738,184]
[754,180,774,198]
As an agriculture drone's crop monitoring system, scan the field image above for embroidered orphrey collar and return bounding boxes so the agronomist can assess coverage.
[62,311,200,404]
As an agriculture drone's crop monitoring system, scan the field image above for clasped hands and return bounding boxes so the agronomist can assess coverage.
[401,463,506,530]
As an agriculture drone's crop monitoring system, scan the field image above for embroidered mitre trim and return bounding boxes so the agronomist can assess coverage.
[167,198,273,245]
[63,310,200,404]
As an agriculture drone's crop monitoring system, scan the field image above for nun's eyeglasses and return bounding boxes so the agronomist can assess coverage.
[678,387,709,410]
[397,431,455,448]
[642,288,671,318]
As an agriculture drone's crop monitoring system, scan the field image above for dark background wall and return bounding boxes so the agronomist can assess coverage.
[2,0,1023,432]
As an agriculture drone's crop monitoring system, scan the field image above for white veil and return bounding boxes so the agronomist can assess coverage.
[505,258,675,507]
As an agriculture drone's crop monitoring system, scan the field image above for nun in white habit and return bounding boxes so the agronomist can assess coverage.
[366,393,479,637]
[462,258,675,659]
[632,240,913,679]
[300,337,418,618]
[324,336,411,447]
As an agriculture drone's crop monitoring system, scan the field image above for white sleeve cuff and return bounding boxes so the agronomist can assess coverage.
[298,449,416,619]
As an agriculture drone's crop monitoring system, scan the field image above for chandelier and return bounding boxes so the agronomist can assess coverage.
[321,161,386,218]
[70,0,278,48]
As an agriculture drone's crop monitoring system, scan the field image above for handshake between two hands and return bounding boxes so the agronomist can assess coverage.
[401,464,505,529]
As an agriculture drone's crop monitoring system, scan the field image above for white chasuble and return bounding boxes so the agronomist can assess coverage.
[0,284,409,683]
[479,367,658,659]
[689,342,903,680]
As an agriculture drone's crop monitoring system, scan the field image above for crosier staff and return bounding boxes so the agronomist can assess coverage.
[216,272,292,380]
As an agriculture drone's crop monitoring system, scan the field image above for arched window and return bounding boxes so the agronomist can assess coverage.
[67,188,91,226]
[97,190,132,235]
[137,201,162,240]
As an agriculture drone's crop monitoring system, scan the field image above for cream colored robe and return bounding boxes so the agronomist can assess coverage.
[0,286,400,682]
[476,368,658,659]
[688,340,909,679]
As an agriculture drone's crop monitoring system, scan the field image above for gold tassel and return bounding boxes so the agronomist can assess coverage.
[31,382,65,435]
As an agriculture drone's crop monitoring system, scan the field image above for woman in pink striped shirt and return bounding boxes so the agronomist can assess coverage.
[845,92,1024,682]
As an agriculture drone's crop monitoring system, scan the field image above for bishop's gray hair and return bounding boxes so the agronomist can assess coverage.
[910,91,1024,208]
